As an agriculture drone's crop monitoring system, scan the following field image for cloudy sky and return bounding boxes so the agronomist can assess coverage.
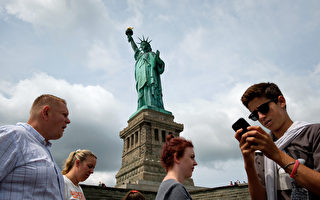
[1,0,320,188]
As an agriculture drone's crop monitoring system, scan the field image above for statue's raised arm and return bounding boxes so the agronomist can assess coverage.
[125,27,139,54]
[125,27,166,112]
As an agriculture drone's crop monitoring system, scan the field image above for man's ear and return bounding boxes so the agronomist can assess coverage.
[41,106,50,120]
[278,95,286,109]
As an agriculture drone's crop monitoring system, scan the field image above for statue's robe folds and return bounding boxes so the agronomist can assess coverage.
[134,50,164,109]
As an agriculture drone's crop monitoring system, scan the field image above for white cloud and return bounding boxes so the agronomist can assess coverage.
[87,41,125,74]
[83,171,117,186]
[0,73,124,173]
[193,159,247,187]
[313,63,320,75]
[4,0,71,29]
[117,0,144,31]
[2,0,110,33]
[171,83,251,164]
[156,14,172,22]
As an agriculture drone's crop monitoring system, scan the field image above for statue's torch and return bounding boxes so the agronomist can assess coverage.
[125,27,133,42]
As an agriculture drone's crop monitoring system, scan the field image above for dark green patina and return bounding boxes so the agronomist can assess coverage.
[126,28,171,118]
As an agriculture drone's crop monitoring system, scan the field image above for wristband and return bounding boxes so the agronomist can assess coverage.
[283,161,295,170]
[290,160,300,178]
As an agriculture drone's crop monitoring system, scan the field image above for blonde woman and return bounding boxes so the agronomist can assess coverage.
[62,149,97,200]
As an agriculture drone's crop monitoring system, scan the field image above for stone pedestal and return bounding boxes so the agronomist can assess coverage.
[115,108,194,191]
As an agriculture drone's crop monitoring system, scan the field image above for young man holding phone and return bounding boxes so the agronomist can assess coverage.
[234,82,320,200]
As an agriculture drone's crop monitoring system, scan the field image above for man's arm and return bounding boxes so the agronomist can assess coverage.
[235,128,267,200]
[245,158,267,200]
[246,126,320,196]
[274,150,320,196]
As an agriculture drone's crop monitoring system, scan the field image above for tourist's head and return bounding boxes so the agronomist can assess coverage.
[62,149,97,183]
[160,135,197,178]
[241,82,283,109]
[28,94,70,142]
[122,190,145,200]
[30,94,67,115]
[241,82,289,133]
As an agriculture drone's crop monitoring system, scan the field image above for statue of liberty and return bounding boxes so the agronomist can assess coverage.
[125,27,165,111]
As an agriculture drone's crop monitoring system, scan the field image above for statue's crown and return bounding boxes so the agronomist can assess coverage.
[138,35,152,45]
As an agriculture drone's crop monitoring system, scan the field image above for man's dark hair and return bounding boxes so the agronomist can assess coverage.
[241,82,283,108]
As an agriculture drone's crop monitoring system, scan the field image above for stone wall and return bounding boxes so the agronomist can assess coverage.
[81,185,156,200]
[190,184,250,200]
[82,184,250,200]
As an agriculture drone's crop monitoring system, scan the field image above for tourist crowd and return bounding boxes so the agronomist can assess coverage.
[1,82,320,199]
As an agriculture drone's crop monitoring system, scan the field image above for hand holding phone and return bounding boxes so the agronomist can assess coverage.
[232,118,251,138]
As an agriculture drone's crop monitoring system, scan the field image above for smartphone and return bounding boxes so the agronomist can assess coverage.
[232,118,250,138]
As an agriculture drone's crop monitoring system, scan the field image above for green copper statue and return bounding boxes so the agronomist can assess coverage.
[126,27,165,110]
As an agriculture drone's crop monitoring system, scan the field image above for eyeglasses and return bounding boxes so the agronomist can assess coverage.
[248,98,278,121]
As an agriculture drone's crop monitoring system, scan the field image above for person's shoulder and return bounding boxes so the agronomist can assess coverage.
[297,123,320,144]
[0,124,26,137]
[164,179,186,191]
[303,123,320,134]
[169,181,191,198]
[162,179,179,186]
[0,124,26,155]
[157,179,190,200]
[63,175,73,186]
[307,123,320,129]
[158,179,181,191]
[1,124,18,130]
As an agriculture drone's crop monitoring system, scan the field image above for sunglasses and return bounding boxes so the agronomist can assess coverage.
[248,98,278,121]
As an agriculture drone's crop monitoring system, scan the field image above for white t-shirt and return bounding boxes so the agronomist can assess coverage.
[63,175,86,200]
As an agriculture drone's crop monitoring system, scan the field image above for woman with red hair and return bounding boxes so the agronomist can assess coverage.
[155,134,197,200]
[122,190,145,200]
